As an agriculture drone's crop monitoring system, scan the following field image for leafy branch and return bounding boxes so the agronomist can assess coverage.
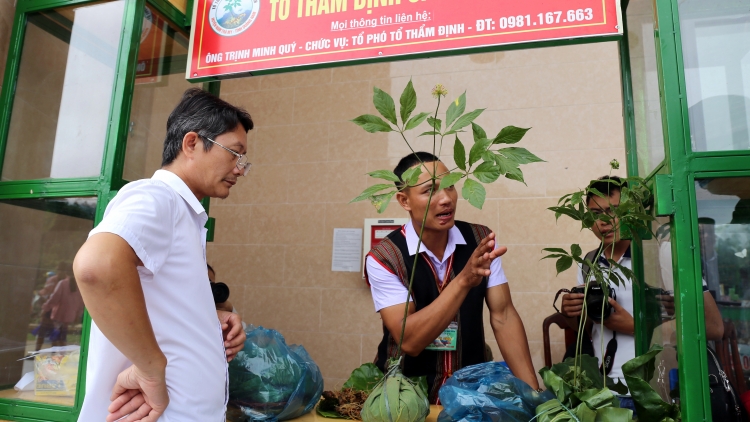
[350,80,544,212]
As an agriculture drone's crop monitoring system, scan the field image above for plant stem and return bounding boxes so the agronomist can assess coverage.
[396,185,435,357]
[396,95,442,357]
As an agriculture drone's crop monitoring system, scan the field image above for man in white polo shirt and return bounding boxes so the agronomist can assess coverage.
[73,88,252,422]
[365,152,539,403]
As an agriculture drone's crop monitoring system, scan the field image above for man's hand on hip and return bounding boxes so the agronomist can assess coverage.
[106,364,169,422]
[218,310,245,362]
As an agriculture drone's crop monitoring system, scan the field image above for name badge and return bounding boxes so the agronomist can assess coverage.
[425,321,458,351]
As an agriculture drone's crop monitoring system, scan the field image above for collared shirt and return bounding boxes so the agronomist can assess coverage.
[79,170,227,422]
[366,220,508,312]
[577,245,634,384]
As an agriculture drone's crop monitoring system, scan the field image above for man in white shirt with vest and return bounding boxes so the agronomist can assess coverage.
[365,152,540,403]
[73,88,252,422]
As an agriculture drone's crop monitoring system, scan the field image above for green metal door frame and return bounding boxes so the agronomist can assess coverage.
[648,0,750,420]
[0,0,155,419]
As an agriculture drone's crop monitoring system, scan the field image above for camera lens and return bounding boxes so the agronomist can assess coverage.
[210,282,230,303]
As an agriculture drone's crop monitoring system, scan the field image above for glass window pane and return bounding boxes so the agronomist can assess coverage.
[122,5,194,181]
[627,0,666,175]
[695,177,750,414]
[640,219,679,404]
[680,0,750,152]
[0,197,96,406]
[1,1,125,182]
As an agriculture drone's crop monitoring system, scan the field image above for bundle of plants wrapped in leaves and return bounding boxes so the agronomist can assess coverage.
[317,362,429,422]
[535,346,680,422]
[361,358,430,422]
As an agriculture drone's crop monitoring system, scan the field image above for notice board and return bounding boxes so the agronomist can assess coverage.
[187,0,622,80]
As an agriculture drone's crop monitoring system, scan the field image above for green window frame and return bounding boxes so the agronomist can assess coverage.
[0,0,189,419]
[640,0,750,420]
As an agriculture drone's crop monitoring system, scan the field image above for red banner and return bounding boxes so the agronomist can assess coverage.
[187,0,622,80]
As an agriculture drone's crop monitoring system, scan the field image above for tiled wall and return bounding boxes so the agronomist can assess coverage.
[210,43,628,389]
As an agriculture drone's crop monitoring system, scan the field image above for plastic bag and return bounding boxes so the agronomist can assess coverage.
[437,362,554,422]
[227,325,324,422]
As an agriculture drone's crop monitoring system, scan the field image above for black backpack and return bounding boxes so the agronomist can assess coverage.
[706,346,747,422]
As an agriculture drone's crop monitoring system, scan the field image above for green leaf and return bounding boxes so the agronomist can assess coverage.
[497,147,545,164]
[454,136,467,171]
[342,363,384,392]
[450,108,485,131]
[370,191,396,213]
[446,92,466,127]
[400,165,422,187]
[418,131,440,137]
[427,116,442,131]
[504,166,526,185]
[409,376,429,397]
[480,150,495,163]
[542,247,568,254]
[608,378,630,395]
[622,345,680,421]
[367,169,400,182]
[571,244,582,258]
[373,87,397,125]
[351,114,393,133]
[473,161,501,183]
[405,112,430,130]
[316,407,345,419]
[493,153,520,175]
[437,172,464,191]
[556,256,573,275]
[493,125,531,144]
[350,184,393,203]
[587,187,607,199]
[471,122,487,143]
[570,191,584,206]
[548,206,582,222]
[399,79,417,125]
[469,138,492,167]
[462,178,486,209]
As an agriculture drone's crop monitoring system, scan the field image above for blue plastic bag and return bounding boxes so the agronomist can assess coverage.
[438,362,554,422]
[227,325,324,422]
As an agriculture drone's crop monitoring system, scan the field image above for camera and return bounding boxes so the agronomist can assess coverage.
[210,281,230,304]
[571,284,617,322]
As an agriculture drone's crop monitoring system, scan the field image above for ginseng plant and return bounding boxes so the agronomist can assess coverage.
[349,81,543,421]
[542,160,654,393]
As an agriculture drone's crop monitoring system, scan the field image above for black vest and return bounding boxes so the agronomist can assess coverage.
[370,221,490,403]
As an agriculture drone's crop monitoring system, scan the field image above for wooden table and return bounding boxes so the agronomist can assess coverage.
[0,404,444,422]
[281,406,443,422]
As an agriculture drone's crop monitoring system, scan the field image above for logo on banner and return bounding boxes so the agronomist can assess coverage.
[209,0,259,37]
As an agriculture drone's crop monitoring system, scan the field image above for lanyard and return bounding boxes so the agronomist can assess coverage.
[400,225,455,293]
[422,253,454,293]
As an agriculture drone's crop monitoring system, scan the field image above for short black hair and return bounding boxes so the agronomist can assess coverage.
[162,88,254,166]
[393,152,439,189]
[586,175,626,205]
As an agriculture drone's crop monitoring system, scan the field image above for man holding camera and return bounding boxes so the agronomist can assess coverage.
[560,176,636,409]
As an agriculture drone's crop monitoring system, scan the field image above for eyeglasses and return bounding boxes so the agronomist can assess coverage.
[203,136,252,176]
